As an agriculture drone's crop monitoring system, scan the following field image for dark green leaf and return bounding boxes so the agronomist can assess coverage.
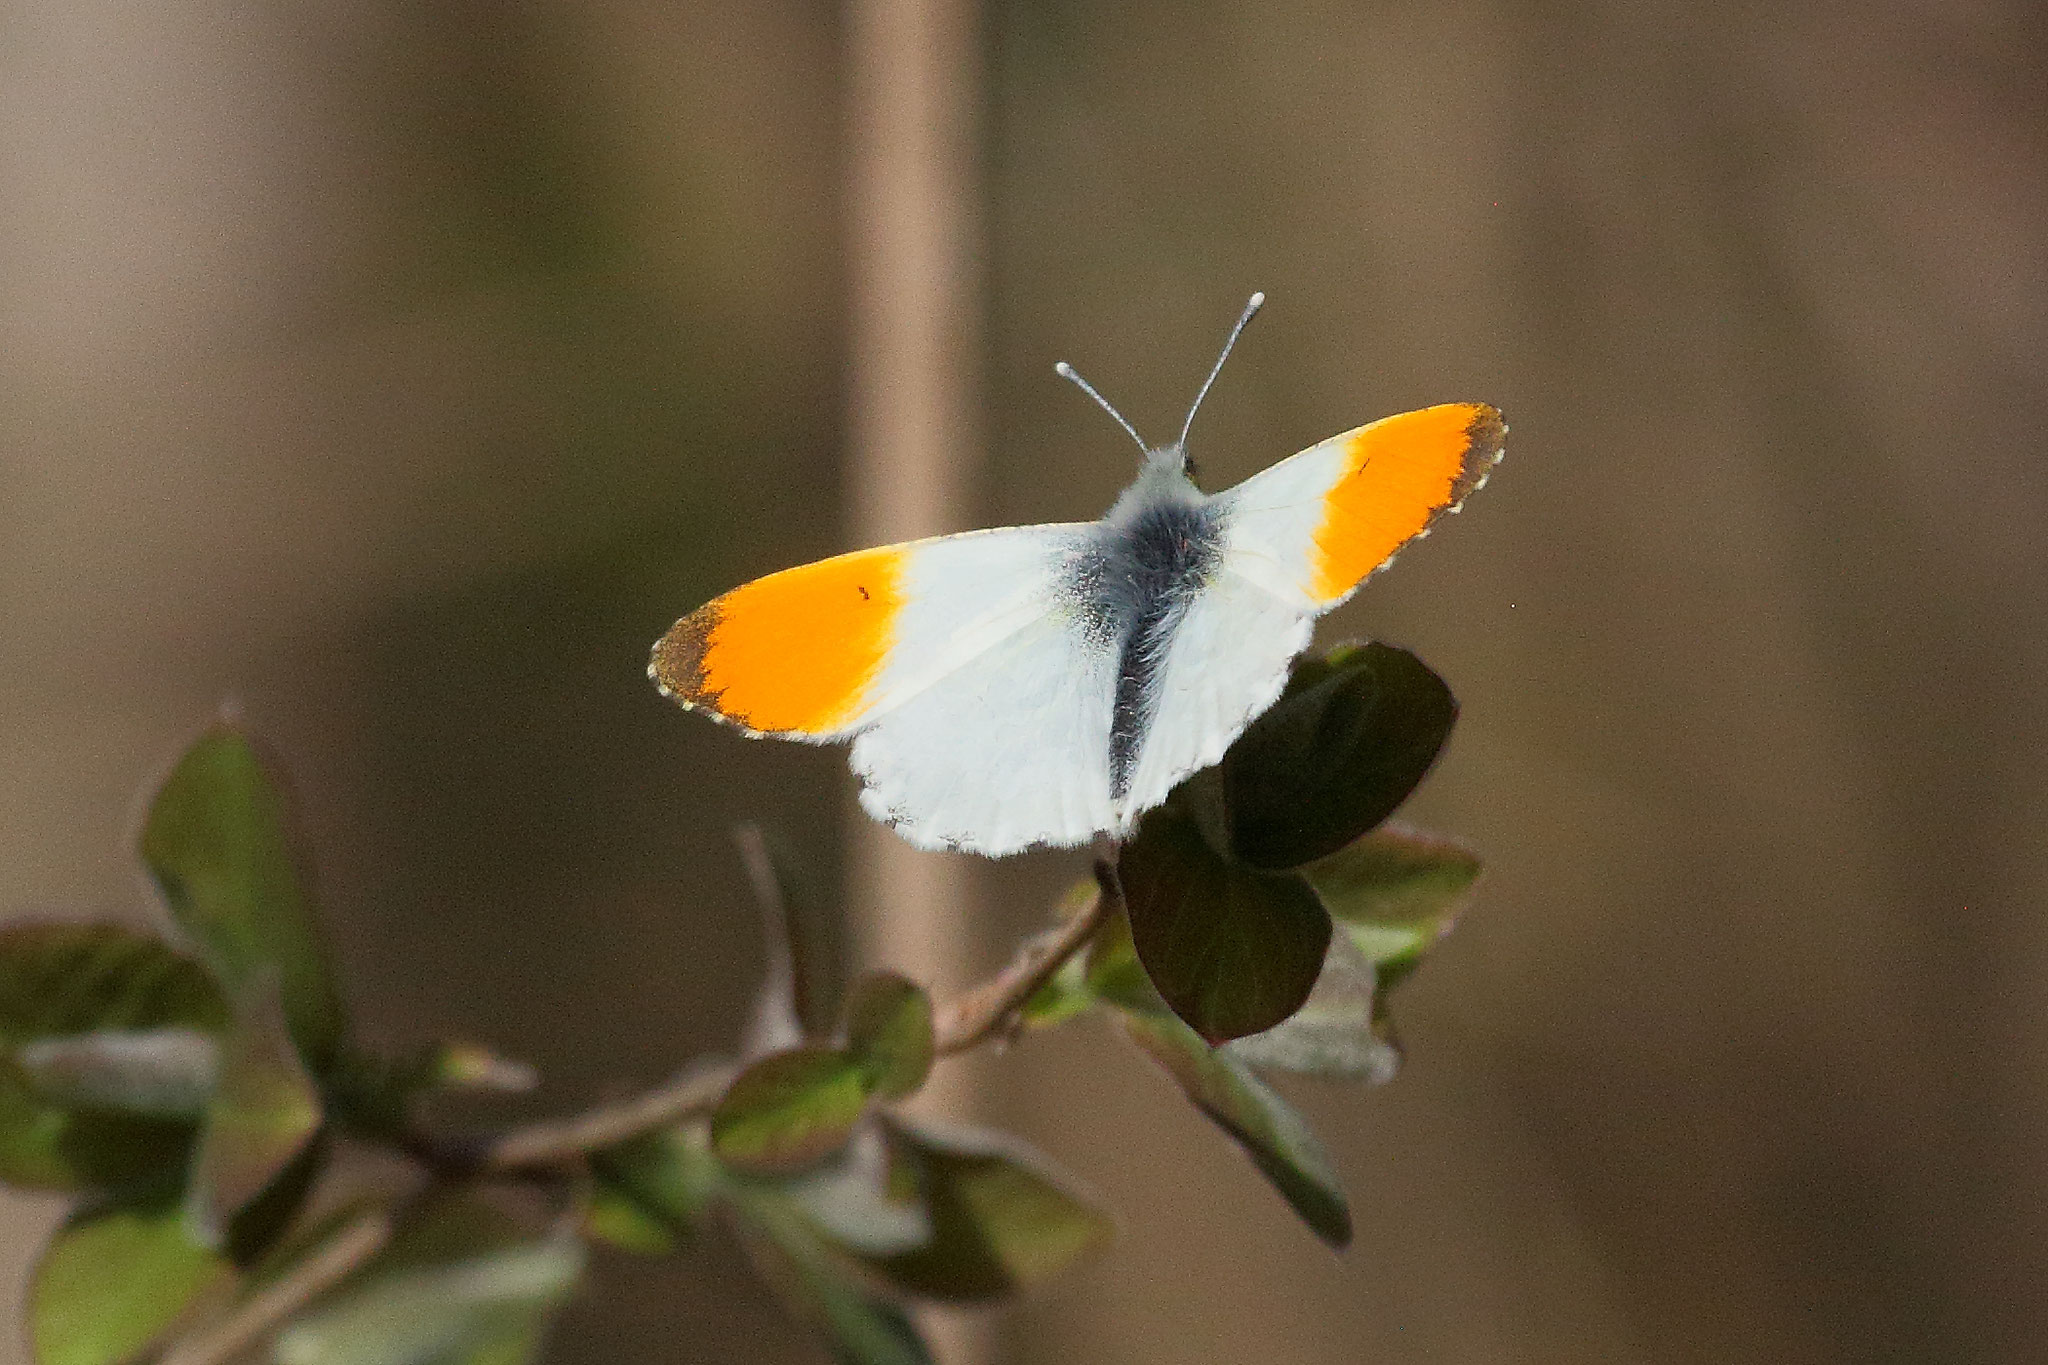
[842,973,933,1100]
[220,1130,329,1267]
[373,1188,528,1271]
[1121,1008,1352,1247]
[139,726,344,1067]
[1119,808,1331,1043]
[16,1027,217,1119]
[862,1116,1113,1302]
[737,1197,933,1365]
[30,1195,231,1365]
[0,923,227,1190]
[1223,643,1456,870]
[185,976,323,1247]
[586,1124,720,1255]
[712,1048,870,1175]
[1221,935,1400,1083]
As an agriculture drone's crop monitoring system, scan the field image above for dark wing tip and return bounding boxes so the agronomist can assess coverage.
[649,602,720,705]
[1454,404,1507,503]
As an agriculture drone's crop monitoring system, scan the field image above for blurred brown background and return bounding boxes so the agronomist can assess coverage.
[4,1,2045,1361]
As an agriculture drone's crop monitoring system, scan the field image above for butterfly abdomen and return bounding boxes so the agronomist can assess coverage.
[1075,488,1228,805]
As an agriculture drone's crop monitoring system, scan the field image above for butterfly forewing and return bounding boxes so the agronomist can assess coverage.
[1214,402,1505,609]
[653,524,1119,853]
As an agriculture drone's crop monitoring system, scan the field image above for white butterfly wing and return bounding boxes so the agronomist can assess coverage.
[653,523,1117,855]
[652,403,1504,857]
[1121,404,1506,828]
[852,526,1119,854]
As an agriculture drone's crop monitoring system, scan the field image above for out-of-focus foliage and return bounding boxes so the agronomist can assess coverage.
[3,643,1481,1365]
[0,924,228,1190]
[139,728,345,1068]
[30,1196,230,1365]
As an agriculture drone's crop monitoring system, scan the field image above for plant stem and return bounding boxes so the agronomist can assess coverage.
[155,1208,392,1365]
[932,858,1117,1054]
[466,858,1119,1170]
[157,861,1122,1365]
[478,1059,736,1172]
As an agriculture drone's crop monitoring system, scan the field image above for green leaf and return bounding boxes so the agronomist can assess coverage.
[1309,823,1480,968]
[1019,957,1092,1029]
[737,1196,933,1365]
[1305,823,1483,1069]
[139,725,345,1067]
[1222,643,1456,871]
[842,973,933,1100]
[272,1238,583,1365]
[424,1040,539,1094]
[1082,900,1160,1014]
[862,1115,1113,1302]
[185,975,323,1248]
[30,1195,232,1365]
[712,1048,871,1175]
[16,1027,218,1119]
[776,1122,929,1256]
[1119,808,1331,1044]
[1221,934,1399,1083]
[272,1193,579,1365]
[586,1124,720,1255]
[1019,880,1114,1029]
[0,923,228,1190]
[1121,1008,1352,1247]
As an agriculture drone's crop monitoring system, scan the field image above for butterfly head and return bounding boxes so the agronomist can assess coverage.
[1056,291,1264,490]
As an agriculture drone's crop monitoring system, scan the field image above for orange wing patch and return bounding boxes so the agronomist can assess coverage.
[1310,403,1505,602]
[652,545,906,736]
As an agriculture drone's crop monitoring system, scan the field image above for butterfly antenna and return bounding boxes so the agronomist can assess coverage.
[1055,361,1149,456]
[1177,291,1265,451]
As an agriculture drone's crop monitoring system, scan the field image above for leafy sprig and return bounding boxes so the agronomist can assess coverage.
[1,642,1482,1365]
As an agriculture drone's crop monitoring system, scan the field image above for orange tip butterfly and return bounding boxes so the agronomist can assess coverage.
[651,294,1505,856]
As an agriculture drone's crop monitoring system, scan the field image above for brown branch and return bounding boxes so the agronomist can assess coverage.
[155,1208,392,1365]
[476,1059,736,1172]
[463,858,1119,1171]
[933,857,1117,1055]
[157,861,1122,1365]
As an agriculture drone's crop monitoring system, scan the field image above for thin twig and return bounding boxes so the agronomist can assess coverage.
[933,857,1118,1055]
[158,862,1122,1365]
[477,1058,737,1172]
[156,1208,392,1365]
[465,859,1119,1169]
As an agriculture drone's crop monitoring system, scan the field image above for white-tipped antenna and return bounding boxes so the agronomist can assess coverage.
[1177,291,1265,451]
[1055,360,1149,456]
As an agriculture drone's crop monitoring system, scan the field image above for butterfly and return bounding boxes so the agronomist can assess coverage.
[651,294,1504,856]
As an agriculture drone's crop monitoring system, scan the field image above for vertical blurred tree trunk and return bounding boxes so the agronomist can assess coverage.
[844,0,986,1356]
